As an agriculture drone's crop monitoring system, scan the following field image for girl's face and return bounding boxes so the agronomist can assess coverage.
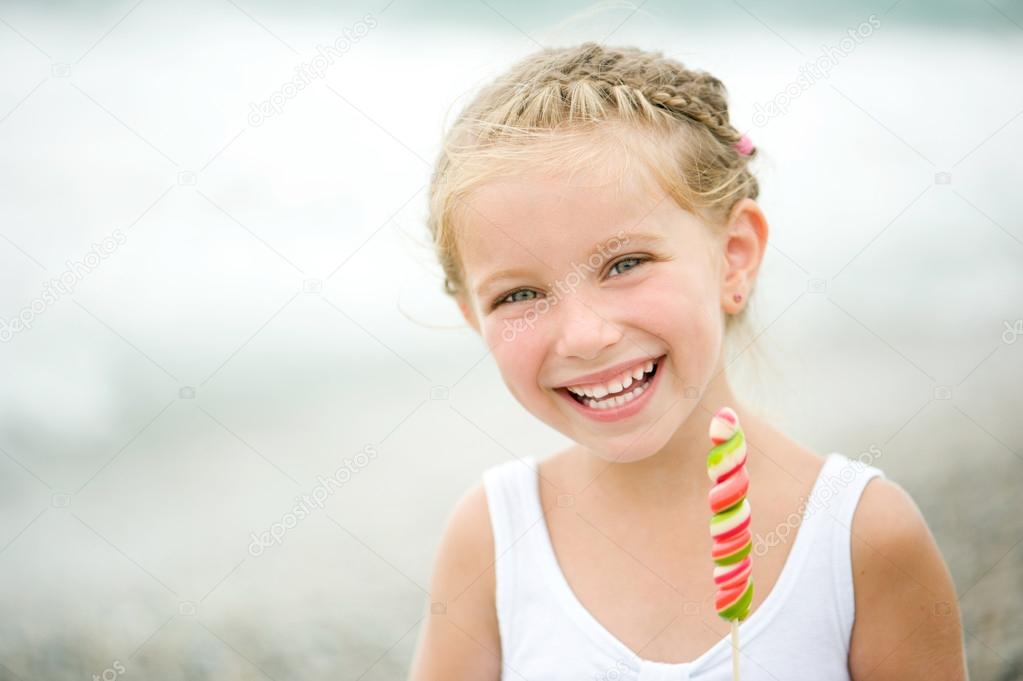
[455,162,760,463]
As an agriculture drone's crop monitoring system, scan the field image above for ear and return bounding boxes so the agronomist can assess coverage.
[457,294,480,334]
[720,198,768,312]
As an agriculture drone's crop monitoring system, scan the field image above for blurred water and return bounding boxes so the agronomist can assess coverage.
[1,2,1022,679]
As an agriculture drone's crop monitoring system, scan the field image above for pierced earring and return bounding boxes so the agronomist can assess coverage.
[733,293,743,304]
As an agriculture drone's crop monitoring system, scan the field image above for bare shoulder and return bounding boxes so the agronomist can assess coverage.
[848,475,967,680]
[433,481,498,602]
[407,481,501,681]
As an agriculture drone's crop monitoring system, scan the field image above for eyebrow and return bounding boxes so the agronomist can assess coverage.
[473,232,666,297]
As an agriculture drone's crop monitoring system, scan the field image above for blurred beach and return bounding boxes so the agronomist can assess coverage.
[0,1,1021,679]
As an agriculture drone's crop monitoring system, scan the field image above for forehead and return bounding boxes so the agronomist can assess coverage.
[457,164,673,293]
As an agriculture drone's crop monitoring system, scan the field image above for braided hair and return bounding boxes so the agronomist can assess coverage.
[427,42,760,321]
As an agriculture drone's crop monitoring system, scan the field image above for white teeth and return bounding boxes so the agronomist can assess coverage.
[581,357,658,404]
[565,357,658,399]
[585,381,647,410]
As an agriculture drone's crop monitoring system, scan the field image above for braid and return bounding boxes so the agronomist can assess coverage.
[429,41,761,304]
[523,43,749,153]
[645,85,741,145]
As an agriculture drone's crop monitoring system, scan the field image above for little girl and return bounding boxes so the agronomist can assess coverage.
[409,42,966,680]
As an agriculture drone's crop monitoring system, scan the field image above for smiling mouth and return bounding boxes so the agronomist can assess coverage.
[561,355,662,410]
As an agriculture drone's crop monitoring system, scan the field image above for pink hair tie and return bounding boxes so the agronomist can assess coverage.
[734,134,754,156]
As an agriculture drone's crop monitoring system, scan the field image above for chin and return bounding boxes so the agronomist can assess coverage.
[579,427,674,465]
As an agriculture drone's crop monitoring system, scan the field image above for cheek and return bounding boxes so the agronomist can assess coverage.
[636,271,708,320]
[481,318,548,397]
[634,272,722,350]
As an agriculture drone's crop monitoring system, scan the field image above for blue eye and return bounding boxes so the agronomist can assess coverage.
[494,288,538,307]
[608,256,646,277]
[491,255,650,309]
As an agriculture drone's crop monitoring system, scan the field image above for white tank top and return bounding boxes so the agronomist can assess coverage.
[481,452,885,681]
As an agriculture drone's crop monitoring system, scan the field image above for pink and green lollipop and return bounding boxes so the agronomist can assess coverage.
[708,406,753,679]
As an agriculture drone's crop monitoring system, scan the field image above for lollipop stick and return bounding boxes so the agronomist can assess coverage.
[731,619,740,680]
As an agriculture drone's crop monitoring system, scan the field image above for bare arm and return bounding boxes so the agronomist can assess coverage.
[848,477,968,680]
[408,482,502,681]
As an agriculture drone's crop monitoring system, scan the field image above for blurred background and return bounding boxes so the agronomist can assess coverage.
[0,0,1021,679]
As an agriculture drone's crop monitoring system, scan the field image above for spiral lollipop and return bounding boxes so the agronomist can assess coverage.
[708,406,753,680]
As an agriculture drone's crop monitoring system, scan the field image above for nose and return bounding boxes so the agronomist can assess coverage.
[552,293,623,359]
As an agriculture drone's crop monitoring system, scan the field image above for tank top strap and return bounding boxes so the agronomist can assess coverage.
[482,456,543,554]
[481,455,545,665]
[816,452,887,649]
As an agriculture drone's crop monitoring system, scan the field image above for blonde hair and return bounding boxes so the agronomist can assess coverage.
[427,41,763,352]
